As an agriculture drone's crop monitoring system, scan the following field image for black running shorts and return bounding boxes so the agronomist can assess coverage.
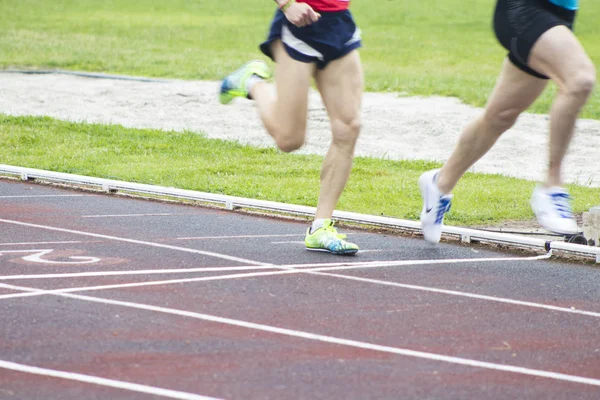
[493,0,576,79]
[260,10,362,70]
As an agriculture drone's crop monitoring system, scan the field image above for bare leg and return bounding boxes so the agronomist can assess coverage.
[314,50,363,219]
[437,60,547,194]
[528,26,596,188]
[250,40,316,152]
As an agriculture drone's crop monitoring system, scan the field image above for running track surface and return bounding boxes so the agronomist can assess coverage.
[0,179,599,400]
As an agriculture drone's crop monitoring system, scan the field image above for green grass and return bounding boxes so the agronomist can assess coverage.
[1,0,599,118]
[2,114,599,227]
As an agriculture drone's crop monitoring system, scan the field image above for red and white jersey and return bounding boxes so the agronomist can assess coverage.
[299,0,350,12]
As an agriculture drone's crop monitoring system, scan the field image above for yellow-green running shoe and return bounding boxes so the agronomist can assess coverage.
[305,219,359,255]
[219,60,272,105]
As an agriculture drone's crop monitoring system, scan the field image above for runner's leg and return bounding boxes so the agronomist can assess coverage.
[250,40,316,152]
[528,26,596,188]
[313,50,363,220]
[437,60,547,193]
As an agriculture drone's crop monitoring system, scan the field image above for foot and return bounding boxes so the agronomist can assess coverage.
[219,60,272,105]
[419,169,453,244]
[531,185,579,235]
[305,219,359,255]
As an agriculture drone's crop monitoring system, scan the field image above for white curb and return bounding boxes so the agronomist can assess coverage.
[1,164,598,263]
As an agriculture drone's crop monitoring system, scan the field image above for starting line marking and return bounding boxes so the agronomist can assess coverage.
[6,284,600,388]
[0,360,221,400]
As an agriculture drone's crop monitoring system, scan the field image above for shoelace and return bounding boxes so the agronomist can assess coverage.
[550,192,573,218]
[435,197,452,224]
[323,224,348,240]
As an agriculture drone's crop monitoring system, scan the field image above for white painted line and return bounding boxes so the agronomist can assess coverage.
[4,254,600,319]
[355,249,386,254]
[282,253,553,270]
[0,241,83,246]
[0,253,549,281]
[271,241,304,244]
[0,195,86,199]
[0,360,221,400]
[0,270,308,300]
[308,270,600,318]
[82,213,177,218]
[0,265,277,280]
[178,234,302,240]
[0,249,100,265]
[0,255,548,290]
[11,285,600,388]
[0,218,269,266]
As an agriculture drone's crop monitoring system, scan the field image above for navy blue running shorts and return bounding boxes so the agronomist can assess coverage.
[494,0,576,79]
[260,9,362,69]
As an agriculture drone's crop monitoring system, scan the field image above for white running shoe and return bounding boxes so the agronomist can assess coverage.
[531,185,579,235]
[419,169,453,244]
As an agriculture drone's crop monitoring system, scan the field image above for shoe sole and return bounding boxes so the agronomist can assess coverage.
[306,247,359,255]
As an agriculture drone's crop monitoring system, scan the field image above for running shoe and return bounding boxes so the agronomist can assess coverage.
[305,219,359,255]
[419,169,453,244]
[219,60,272,105]
[531,185,579,235]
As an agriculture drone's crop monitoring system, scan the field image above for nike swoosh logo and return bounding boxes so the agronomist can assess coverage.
[425,185,433,213]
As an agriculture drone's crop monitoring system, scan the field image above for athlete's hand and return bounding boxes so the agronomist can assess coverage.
[283,2,321,27]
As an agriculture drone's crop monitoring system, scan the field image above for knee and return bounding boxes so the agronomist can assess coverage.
[482,108,520,134]
[331,117,362,148]
[263,120,305,153]
[275,130,305,153]
[565,67,596,99]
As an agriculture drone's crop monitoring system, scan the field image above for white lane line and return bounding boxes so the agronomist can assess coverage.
[0,241,83,246]
[284,253,553,269]
[0,218,269,266]
[9,286,600,388]
[178,234,302,240]
[82,213,177,218]
[0,270,311,300]
[0,255,549,296]
[0,254,550,280]
[355,249,386,254]
[0,360,221,400]
[306,270,600,318]
[0,266,277,280]
[4,254,600,319]
[0,195,86,199]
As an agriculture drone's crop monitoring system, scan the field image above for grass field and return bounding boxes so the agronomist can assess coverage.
[1,0,599,227]
[2,115,599,226]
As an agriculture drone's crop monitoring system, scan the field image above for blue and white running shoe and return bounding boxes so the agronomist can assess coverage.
[531,185,579,235]
[419,169,453,244]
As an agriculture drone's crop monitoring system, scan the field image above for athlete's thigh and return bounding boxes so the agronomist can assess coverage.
[314,50,363,126]
[485,58,548,118]
[528,25,595,89]
[271,40,316,133]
